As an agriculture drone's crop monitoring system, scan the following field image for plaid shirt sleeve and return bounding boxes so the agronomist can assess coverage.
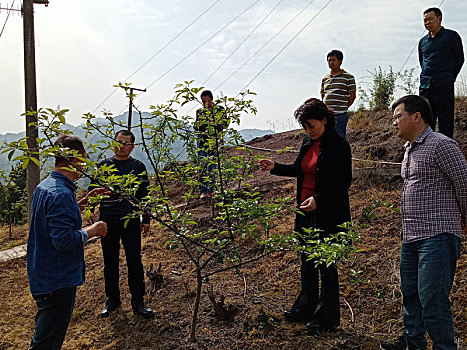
[435,137,467,224]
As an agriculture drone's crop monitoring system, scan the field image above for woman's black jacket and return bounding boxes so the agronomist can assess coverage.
[271,128,352,234]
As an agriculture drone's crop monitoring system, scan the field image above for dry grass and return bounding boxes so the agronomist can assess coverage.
[0,223,28,251]
[348,110,373,130]
[2,178,465,349]
[2,104,467,349]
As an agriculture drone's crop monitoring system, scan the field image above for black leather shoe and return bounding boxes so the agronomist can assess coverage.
[380,336,423,350]
[283,293,317,323]
[132,304,154,319]
[305,320,338,335]
[100,300,122,318]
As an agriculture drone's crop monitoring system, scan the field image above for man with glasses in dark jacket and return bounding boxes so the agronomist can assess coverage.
[95,130,154,319]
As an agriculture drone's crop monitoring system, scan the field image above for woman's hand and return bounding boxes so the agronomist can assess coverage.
[299,196,317,212]
[259,159,275,171]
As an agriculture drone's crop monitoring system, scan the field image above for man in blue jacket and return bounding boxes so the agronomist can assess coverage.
[418,7,464,138]
[27,135,108,349]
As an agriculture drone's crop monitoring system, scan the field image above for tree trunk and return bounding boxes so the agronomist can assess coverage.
[8,212,12,239]
[189,268,203,342]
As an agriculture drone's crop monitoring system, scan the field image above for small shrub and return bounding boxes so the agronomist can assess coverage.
[359,66,397,111]
[398,68,418,95]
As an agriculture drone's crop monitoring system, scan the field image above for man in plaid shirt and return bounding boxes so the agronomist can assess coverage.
[381,95,467,350]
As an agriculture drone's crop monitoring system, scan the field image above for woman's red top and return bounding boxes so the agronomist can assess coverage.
[300,139,320,202]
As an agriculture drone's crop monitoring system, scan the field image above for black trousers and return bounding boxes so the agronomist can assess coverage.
[100,218,145,305]
[420,81,455,138]
[294,212,340,323]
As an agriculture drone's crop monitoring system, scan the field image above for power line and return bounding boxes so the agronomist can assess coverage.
[0,0,15,38]
[214,0,315,92]
[90,0,222,116]
[237,0,333,95]
[186,0,319,117]
[183,0,284,117]
[112,0,262,118]
[201,0,284,87]
[144,0,261,91]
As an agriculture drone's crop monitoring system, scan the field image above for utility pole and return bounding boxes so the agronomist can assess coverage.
[23,0,48,216]
[126,87,146,131]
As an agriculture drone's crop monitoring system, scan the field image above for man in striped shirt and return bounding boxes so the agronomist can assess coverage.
[380,95,467,350]
[320,50,356,138]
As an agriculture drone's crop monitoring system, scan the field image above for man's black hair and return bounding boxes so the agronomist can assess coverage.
[327,49,343,61]
[392,95,433,125]
[115,129,135,144]
[54,134,86,166]
[200,90,213,100]
[295,98,336,130]
[424,7,442,17]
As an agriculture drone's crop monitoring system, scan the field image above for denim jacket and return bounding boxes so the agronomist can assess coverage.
[27,171,88,295]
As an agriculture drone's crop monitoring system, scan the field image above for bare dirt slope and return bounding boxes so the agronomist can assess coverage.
[1,98,467,350]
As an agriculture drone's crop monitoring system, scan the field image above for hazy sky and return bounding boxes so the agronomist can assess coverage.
[1,0,466,134]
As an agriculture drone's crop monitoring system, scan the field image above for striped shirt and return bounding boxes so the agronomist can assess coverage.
[401,127,467,243]
[321,69,356,113]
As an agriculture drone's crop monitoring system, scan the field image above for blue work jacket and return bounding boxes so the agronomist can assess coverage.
[27,171,88,295]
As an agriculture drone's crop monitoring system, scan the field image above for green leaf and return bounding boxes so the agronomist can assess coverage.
[29,157,40,167]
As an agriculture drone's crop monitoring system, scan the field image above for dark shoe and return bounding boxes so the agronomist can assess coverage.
[305,321,338,334]
[132,303,154,319]
[284,293,318,323]
[100,300,122,318]
[380,336,423,350]
[305,310,339,334]
[305,300,339,334]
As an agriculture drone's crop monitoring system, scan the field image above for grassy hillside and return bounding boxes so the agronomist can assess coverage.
[0,100,466,349]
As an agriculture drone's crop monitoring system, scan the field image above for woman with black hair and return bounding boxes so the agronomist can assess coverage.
[259,98,352,333]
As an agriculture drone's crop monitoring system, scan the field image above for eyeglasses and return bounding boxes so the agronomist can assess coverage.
[116,141,134,147]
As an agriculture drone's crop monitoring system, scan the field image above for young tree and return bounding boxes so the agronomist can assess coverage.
[4,82,363,341]
[358,66,397,110]
[0,164,28,237]
[5,83,292,341]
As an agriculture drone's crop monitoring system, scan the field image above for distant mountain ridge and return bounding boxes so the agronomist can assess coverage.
[0,111,273,173]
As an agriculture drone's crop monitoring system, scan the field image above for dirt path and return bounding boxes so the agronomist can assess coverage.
[0,244,26,262]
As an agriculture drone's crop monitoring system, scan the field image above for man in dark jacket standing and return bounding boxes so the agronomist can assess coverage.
[194,90,227,198]
[418,7,464,138]
[95,129,153,319]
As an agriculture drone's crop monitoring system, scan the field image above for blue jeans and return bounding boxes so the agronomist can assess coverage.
[30,287,77,350]
[198,146,217,194]
[400,233,461,350]
[334,112,349,139]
